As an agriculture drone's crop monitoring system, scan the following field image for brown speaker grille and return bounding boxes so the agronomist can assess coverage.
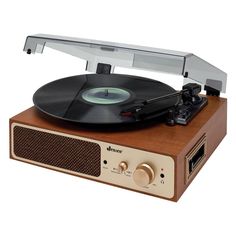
[13,126,101,177]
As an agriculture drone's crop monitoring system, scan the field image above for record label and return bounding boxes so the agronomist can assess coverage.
[81,87,131,105]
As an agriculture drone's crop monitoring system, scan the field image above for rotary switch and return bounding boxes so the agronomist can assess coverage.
[118,161,128,173]
[133,163,155,187]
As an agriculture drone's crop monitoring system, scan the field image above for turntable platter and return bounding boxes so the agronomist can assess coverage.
[33,74,179,125]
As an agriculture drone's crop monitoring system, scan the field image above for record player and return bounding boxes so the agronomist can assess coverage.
[10,34,227,201]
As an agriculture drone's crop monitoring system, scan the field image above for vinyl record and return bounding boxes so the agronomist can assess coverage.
[33,74,179,125]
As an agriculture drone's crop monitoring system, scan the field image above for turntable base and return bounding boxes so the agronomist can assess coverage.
[10,96,227,201]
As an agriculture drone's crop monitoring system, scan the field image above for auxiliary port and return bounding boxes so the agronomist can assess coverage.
[185,135,206,183]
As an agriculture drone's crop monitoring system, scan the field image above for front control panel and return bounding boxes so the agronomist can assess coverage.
[11,123,175,199]
[100,143,175,199]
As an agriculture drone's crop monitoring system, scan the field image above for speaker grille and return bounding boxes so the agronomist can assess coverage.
[13,126,101,177]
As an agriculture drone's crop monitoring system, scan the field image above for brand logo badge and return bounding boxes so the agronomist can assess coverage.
[106,146,122,153]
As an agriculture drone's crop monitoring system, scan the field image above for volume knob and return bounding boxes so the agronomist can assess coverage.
[133,163,155,187]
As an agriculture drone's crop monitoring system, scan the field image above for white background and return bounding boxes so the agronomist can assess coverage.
[0,1,235,235]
